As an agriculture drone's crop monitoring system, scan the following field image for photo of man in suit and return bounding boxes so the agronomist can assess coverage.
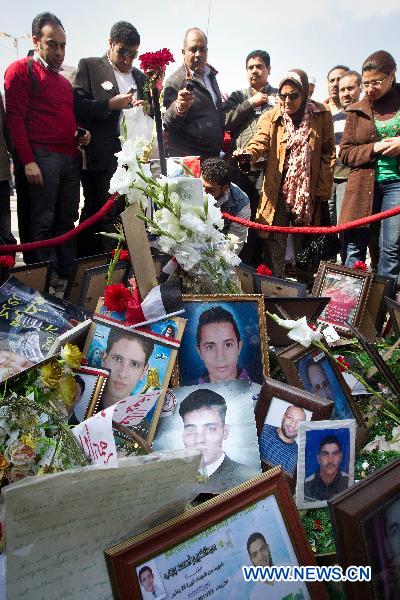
[74,21,149,255]
[179,388,258,492]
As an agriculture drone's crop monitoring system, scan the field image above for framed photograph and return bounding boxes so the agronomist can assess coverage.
[363,275,396,337]
[153,380,261,494]
[235,263,256,294]
[277,343,368,449]
[68,366,109,424]
[385,296,400,338]
[254,274,307,298]
[295,419,356,509]
[329,458,400,600]
[264,296,330,347]
[78,263,129,313]
[312,262,372,335]
[10,261,52,294]
[346,322,400,398]
[83,315,186,443]
[64,253,112,304]
[176,295,269,387]
[105,468,327,600]
[255,378,333,481]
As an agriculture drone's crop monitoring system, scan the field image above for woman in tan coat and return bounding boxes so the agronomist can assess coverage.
[237,69,335,278]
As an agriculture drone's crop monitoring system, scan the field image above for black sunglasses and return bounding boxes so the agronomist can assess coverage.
[115,46,138,60]
[278,92,300,101]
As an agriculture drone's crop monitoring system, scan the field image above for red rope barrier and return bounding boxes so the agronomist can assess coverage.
[222,203,400,234]
[0,194,118,254]
[1,191,399,254]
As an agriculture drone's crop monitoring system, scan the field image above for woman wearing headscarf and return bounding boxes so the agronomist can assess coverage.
[237,69,335,278]
[339,50,400,281]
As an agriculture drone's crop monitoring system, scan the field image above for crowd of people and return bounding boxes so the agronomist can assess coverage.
[1,11,400,293]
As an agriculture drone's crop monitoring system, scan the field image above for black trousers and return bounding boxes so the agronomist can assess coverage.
[0,180,17,248]
[29,149,81,277]
[78,162,124,257]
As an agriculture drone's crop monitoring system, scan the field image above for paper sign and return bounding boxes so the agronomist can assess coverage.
[322,324,341,345]
[72,391,161,466]
[5,450,201,600]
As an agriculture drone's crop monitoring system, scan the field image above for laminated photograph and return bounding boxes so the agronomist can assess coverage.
[295,419,356,509]
[153,380,261,494]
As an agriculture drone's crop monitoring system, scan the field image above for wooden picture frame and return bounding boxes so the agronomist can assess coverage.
[235,263,256,294]
[10,261,52,293]
[346,321,400,398]
[64,253,112,304]
[176,294,269,387]
[105,468,328,600]
[68,366,109,424]
[83,315,186,443]
[385,296,400,338]
[277,343,368,450]
[312,262,372,335]
[254,274,307,298]
[255,378,334,485]
[264,296,330,347]
[364,275,396,337]
[329,458,400,600]
[78,263,128,313]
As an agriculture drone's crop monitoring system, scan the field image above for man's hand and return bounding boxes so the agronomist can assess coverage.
[249,91,269,108]
[109,93,135,111]
[175,89,194,114]
[76,129,91,147]
[25,162,43,186]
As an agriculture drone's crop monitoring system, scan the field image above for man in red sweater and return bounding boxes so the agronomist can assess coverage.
[4,12,90,280]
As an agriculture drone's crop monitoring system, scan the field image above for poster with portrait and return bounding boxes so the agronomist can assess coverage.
[177,295,269,389]
[153,380,261,494]
[105,470,326,600]
[83,316,186,442]
[295,419,355,509]
[312,263,372,334]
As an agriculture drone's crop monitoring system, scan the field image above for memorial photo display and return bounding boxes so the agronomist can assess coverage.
[105,469,327,599]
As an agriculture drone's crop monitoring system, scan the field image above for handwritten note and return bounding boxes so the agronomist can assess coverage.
[5,449,201,600]
[72,391,161,466]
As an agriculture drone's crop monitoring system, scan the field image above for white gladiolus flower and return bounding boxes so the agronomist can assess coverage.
[271,315,322,348]
[109,166,136,195]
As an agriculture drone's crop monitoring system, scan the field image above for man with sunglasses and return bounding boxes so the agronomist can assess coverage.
[74,21,149,256]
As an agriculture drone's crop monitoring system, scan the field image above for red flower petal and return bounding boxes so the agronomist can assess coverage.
[256,264,273,276]
[104,284,132,313]
[0,255,15,268]
[352,261,368,271]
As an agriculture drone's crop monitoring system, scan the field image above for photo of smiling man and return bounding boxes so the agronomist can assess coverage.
[100,329,154,409]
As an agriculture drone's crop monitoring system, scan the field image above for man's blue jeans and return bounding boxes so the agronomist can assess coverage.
[343,179,400,279]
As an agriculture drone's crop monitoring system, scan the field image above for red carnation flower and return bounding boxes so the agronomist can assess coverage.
[337,355,350,372]
[313,519,324,532]
[353,261,368,271]
[139,48,174,74]
[104,284,132,313]
[308,322,318,331]
[0,255,15,268]
[112,249,130,262]
[256,264,273,276]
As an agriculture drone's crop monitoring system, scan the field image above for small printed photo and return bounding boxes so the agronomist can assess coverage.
[362,495,400,600]
[68,367,109,424]
[178,296,268,387]
[135,559,166,600]
[153,380,261,494]
[258,397,312,476]
[296,350,354,421]
[296,419,355,509]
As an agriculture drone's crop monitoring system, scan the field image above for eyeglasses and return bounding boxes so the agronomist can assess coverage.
[115,45,138,60]
[362,75,390,88]
[278,92,300,101]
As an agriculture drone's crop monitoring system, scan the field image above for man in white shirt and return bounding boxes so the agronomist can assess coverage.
[74,21,149,255]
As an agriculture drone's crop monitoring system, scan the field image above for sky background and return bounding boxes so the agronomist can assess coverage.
[1,0,400,99]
